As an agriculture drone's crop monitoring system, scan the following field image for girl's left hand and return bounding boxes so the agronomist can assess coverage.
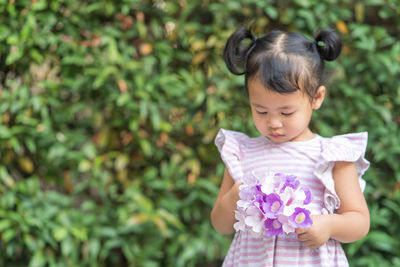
[295,214,332,249]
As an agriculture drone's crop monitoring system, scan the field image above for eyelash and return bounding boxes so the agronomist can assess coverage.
[256,111,294,116]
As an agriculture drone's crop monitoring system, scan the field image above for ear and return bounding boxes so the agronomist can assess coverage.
[312,86,326,110]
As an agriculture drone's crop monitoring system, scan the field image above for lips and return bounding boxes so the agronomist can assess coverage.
[269,133,285,139]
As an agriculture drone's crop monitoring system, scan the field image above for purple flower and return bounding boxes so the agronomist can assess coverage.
[234,171,313,236]
[301,187,312,205]
[280,174,300,193]
[289,207,313,228]
[238,184,258,201]
[237,183,260,209]
[256,184,262,192]
[261,193,283,218]
[254,194,266,213]
[264,218,283,237]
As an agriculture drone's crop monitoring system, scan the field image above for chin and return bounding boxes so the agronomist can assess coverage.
[267,137,288,144]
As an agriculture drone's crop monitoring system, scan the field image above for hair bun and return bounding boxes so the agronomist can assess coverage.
[315,29,342,61]
[223,28,256,75]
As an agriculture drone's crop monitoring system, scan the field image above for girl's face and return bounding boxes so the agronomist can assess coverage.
[248,78,325,143]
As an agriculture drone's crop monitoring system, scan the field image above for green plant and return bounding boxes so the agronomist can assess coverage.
[0,0,399,266]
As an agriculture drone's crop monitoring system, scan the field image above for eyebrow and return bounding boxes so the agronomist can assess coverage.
[252,103,294,110]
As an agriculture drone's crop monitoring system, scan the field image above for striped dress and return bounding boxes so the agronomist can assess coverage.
[215,129,370,267]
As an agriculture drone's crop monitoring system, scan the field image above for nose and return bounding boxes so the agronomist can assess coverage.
[267,117,283,129]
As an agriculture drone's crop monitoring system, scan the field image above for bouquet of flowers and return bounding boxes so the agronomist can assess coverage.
[234,172,313,237]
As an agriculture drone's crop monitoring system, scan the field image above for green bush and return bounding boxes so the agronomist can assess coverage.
[0,0,399,266]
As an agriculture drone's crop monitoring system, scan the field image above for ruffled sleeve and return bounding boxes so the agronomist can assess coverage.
[314,132,370,214]
[215,129,249,183]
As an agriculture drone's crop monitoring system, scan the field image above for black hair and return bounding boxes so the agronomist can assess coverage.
[223,28,342,99]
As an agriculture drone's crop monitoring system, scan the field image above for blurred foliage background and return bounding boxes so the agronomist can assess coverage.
[0,0,399,266]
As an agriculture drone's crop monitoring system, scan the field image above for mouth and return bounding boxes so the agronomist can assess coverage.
[269,133,285,139]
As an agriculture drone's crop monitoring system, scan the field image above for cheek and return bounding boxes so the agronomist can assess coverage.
[252,114,265,130]
[289,112,310,130]
[288,120,302,131]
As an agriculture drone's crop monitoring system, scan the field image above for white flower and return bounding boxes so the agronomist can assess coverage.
[233,209,246,232]
[244,206,265,233]
[260,175,281,195]
[278,214,295,234]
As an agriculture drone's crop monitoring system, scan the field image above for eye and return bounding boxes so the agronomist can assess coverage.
[281,112,294,116]
[256,110,267,115]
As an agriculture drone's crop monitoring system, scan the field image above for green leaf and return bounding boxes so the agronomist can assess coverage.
[32,0,47,11]
[106,37,122,64]
[61,238,75,257]
[2,229,16,242]
[89,239,101,260]
[71,227,88,241]
[53,227,68,241]
[367,231,398,253]
[157,209,185,230]
[265,6,279,19]
[29,250,46,267]
[30,49,44,63]
[0,220,11,231]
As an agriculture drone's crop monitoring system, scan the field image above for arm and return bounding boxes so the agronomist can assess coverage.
[210,168,241,235]
[296,161,370,248]
[328,161,370,242]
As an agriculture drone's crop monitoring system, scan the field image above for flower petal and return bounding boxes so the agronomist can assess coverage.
[302,187,312,205]
[265,218,283,237]
[288,207,313,228]
[245,206,265,233]
[262,193,283,218]
[280,174,300,193]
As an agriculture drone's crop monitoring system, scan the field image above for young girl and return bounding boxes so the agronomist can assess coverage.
[210,28,370,266]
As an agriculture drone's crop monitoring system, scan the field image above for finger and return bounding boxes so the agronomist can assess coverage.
[295,228,307,234]
[297,235,309,242]
[303,240,317,248]
[297,233,312,242]
[306,243,319,249]
[303,239,322,249]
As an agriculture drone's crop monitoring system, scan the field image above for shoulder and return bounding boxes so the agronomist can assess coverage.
[319,132,368,163]
[215,129,250,144]
[314,132,370,213]
[215,128,267,152]
[214,128,266,183]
